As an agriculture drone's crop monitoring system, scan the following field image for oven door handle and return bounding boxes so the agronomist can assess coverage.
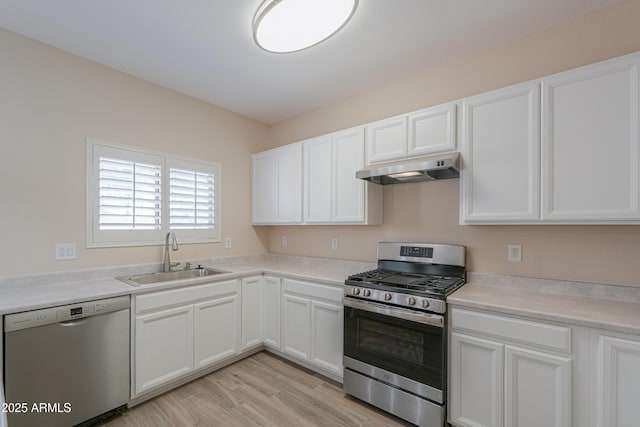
[343,297,444,327]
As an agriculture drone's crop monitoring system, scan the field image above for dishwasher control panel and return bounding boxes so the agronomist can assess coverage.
[57,303,95,320]
[4,296,130,332]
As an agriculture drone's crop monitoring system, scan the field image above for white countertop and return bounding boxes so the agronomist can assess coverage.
[0,254,375,315]
[448,272,640,335]
[3,256,640,336]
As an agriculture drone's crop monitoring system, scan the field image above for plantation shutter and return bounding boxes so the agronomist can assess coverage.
[87,139,220,247]
[98,157,162,230]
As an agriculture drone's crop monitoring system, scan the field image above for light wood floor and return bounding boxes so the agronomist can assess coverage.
[101,351,413,426]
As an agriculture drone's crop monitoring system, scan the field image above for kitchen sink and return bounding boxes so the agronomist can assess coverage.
[118,267,230,286]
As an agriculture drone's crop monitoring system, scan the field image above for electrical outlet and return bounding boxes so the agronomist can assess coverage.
[331,237,339,251]
[508,244,522,262]
[281,236,288,247]
[224,237,232,249]
[55,243,76,260]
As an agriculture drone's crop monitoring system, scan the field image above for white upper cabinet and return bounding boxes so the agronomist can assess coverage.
[251,151,277,224]
[302,127,381,225]
[408,103,457,157]
[276,143,303,223]
[333,129,365,222]
[366,116,408,163]
[304,135,333,223]
[541,56,640,221]
[252,143,302,224]
[460,82,541,223]
[366,102,458,165]
[461,51,640,224]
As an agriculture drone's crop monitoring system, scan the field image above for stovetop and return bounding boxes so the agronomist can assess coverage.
[346,268,465,298]
[343,242,466,313]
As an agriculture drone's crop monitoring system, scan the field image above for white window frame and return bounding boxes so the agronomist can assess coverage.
[86,138,221,248]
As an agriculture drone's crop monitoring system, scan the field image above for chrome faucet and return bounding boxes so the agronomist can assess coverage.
[163,232,180,272]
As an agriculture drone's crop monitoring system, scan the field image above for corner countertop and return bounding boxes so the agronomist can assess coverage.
[0,254,374,315]
[448,272,640,335]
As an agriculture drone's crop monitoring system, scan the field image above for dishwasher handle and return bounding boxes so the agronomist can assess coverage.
[58,318,89,327]
[4,295,130,332]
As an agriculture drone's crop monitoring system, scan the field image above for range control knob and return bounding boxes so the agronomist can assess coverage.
[421,299,430,309]
[384,293,392,301]
[363,289,371,297]
[406,297,416,306]
[351,287,361,296]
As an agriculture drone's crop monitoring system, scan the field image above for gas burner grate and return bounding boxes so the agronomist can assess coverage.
[347,269,465,297]
[398,277,465,294]
[347,268,396,282]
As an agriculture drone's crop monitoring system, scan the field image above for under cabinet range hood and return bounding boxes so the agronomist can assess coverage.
[356,152,460,185]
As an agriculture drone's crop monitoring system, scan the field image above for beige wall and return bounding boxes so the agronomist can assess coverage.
[266,0,640,286]
[0,28,270,276]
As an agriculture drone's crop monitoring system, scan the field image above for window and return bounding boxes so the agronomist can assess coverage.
[86,139,220,247]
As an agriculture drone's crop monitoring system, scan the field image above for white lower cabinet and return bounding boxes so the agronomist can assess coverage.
[133,274,345,399]
[262,276,282,350]
[282,293,311,359]
[450,332,503,427]
[310,300,343,374]
[133,279,240,397]
[135,305,194,395]
[195,294,240,368]
[449,308,572,427]
[281,278,344,378]
[241,276,263,351]
[596,333,640,427]
[504,346,571,427]
[450,307,640,427]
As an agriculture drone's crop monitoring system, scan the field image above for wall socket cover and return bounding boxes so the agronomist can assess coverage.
[507,244,522,262]
[224,237,232,249]
[281,236,288,246]
[55,243,77,260]
[331,238,339,251]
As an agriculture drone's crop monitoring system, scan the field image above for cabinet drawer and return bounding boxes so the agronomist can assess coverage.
[136,279,240,313]
[451,308,572,353]
[282,278,343,303]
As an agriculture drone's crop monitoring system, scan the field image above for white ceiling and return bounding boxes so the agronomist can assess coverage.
[0,0,623,124]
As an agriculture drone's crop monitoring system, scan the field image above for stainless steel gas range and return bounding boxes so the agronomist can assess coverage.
[343,242,466,427]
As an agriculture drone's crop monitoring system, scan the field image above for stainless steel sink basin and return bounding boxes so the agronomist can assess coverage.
[118,267,230,286]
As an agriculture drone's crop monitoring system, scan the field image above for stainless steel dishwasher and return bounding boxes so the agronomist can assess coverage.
[4,295,130,427]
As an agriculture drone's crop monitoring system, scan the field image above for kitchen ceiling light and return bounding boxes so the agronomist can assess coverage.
[253,0,358,53]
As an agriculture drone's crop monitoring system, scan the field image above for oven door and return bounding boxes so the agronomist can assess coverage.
[343,297,445,402]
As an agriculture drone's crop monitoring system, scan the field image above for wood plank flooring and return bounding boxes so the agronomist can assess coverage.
[102,351,413,426]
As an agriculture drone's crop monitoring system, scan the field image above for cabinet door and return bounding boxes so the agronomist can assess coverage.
[241,276,263,351]
[505,346,571,427]
[597,335,640,427]
[333,127,366,223]
[194,294,240,368]
[460,82,541,223]
[276,143,303,223]
[408,103,457,156]
[282,292,311,360]
[542,57,640,221]
[252,151,277,224]
[366,116,408,164]
[310,300,343,376]
[304,136,333,223]
[135,305,194,395]
[449,332,503,427]
[263,276,282,350]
